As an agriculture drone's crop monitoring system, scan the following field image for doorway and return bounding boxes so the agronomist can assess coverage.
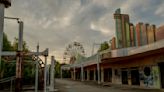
[159,62,164,88]
[89,70,94,80]
[131,69,140,85]
[84,71,87,80]
[104,68,112,82]
[121,71,128,84]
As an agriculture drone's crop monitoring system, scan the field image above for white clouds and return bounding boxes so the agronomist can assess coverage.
[4,0,163,63]
[155,3,164,17]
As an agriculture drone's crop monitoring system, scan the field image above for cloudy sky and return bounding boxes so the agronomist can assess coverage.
[3,0,164,63]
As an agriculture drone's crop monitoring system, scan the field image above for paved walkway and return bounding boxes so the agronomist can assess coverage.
[55,79,163,92]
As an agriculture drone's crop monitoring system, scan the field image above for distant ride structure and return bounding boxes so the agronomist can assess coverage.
[63,42,85,64]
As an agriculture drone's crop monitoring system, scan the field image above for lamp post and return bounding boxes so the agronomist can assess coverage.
[1,16,23,92]
[16,20,24,92]
[44,48,48,92]
[0,0,11,76]
[35,43,39,92]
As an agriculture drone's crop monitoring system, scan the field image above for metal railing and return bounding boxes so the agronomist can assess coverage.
[0,76,16,92]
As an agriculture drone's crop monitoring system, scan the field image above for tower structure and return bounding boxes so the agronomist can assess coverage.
[114,8,130,48]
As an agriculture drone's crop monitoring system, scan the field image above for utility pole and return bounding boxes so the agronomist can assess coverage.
[44,48,48,92]
[15,21,24,92]
[44,56,47,92]
[35,43,39,92]
[0,0,11,76]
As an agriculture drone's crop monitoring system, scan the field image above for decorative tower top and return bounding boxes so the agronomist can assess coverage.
[0,0,11,8]
[115,8,121,14]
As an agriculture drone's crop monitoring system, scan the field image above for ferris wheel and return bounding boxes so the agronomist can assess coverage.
[63,42,85,64]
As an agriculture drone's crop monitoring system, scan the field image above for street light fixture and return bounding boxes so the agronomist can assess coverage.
[4,16,24,92]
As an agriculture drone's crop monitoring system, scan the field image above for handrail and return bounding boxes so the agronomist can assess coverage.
[0,76,16,83]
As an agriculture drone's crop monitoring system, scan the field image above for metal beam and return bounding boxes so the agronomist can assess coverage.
[35,44,39,92]
[1,51,16,56]
[0,3,5,77]
[1,49,48,56]
[44,56,48,92]
[15,21,24,92]
[97,53,100,84]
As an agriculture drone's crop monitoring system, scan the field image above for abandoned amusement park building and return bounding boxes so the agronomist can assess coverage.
[61,9,164,89]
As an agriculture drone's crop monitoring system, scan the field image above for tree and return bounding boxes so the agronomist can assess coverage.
[1,34,30,79]
[0,33,13,79]
[54,61,61,78]
[97,41,110,52]
[2,33,13,51]
[12,37,29,52]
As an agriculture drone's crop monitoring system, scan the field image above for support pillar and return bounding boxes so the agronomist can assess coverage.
[87,69,89,81]
[44,56,47,92]
[15,21,24,92]
[97,54,100,84]
[101,67,104,83]
[35,61,39,92]
[112,69,115,83]
[71,71,73,79]
[81,64,84,81]
[60,67,63,79]
[35,44,39,92]
[0,0,11,76]
[94,69,96,81]
[50,56,55,91]
[15,52,23,92]
[0,3,4,72]
[73,67,76,80]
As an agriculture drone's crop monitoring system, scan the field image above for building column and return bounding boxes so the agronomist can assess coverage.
[101,67,104,83]
[60,67,63,79]
[94,69,96,81]
[87,69,90,81]
[81,64,84,81]
[112,69,115,83]
[73,67,76,80]
[0,3,5,73]
[50,56,55,91]
[71,71,73,79]
[35,44,39,92]
[44,56,47,92]
[97,54,100,84]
